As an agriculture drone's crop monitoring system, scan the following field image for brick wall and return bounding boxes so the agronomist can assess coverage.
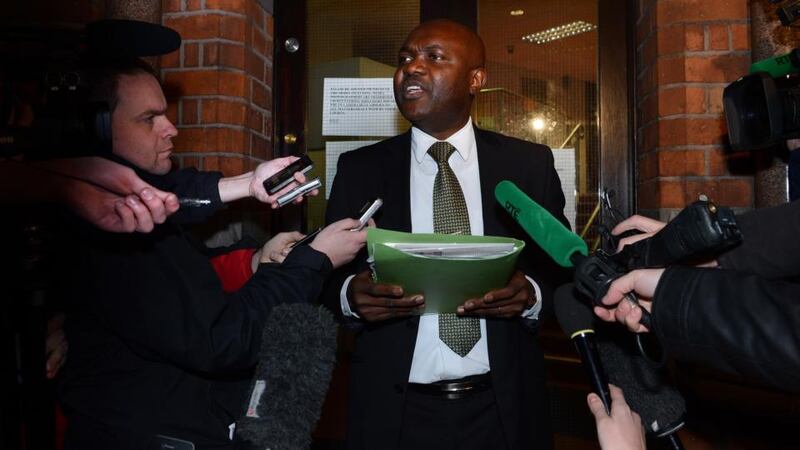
[635,0,752,218]
[159,0,274,176]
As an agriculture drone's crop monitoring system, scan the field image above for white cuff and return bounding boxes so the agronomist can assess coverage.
[521,275,542,320]
[340,274,360,318]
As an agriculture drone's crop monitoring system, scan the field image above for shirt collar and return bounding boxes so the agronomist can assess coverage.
[411,118,475,164]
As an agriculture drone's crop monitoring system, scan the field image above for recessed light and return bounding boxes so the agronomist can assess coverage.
[522,20,597,44]
[510,9,524,16]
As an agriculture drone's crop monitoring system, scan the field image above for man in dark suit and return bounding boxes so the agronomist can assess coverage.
[325,19,569,450]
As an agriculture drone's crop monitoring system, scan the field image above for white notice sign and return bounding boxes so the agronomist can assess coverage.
[322,78,406,137]
[325,141,379,199]
[553,148,577,231]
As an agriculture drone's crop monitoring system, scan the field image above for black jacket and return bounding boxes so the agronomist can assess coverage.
[58,168,333,449]
[324,128,569,450]
[651,200,800,392]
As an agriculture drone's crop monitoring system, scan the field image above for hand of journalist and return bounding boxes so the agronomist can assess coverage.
[249,157,315,206]
[310,218,369,269]
[252,231,305,268]
[41,157,179,233]
[217,156,316,207]
[588,384,646,450]
[594,268,664,333]
[612,215,666,252]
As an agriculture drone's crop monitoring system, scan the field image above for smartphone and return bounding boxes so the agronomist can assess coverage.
[276,177,321,207]
[351,198,382,231]
[262,154,314,195]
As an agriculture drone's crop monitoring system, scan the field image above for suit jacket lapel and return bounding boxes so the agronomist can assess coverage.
[476,127,503,237]
[383,131,412,233]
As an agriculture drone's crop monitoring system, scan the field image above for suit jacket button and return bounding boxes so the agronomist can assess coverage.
[394,384,404,394]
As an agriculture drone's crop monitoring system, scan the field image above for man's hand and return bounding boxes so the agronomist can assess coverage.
[250,157,316,204]
[309,218,369,269]
[594,268,664,333]
[458,270,533,318]
[64,181,178,233]
[28,157,179,233]
[217,156,317,207]
[612,214,666,251]
[347,270,424,322]
[45,314,68,379]
[251,231,304,269]
[588,385,646,450]
[53,158,180,233]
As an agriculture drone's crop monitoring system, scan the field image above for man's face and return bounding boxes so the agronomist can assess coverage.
[111,73,177,175]
[393,22,486,139]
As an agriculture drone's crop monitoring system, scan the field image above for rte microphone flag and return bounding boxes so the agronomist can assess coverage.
[494,180,587,267]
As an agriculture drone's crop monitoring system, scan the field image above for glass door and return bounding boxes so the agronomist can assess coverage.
[477,0,601,241]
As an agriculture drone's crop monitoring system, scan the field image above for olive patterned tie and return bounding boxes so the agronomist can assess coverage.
[428,141,481,357]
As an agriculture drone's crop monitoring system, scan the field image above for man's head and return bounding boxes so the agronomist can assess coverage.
[394,20,487,140]
[90,59,177,174]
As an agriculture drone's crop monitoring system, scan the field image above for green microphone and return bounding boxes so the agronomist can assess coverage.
[494,180,587,267]
[749,48,800,77]
[495,180,653,330]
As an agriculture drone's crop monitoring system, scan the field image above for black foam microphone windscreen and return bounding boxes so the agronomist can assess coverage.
[598,337,686,438]
[86,19,182,58]
[236,303,338,450]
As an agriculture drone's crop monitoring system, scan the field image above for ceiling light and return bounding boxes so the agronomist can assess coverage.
[522,20,597,44]
[510,9,524,16]
[531,117,545,131]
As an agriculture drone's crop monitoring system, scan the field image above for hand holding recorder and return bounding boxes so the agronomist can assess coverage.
[230,155,317,208]
[310,218,371,269]
[293,198,383,249]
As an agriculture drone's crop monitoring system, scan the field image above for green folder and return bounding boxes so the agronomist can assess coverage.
[367,228,525,314]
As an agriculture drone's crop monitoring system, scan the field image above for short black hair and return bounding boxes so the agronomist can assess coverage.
[87,58,159,113]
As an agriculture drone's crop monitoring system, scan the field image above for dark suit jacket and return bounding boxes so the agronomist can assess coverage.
[324,127,569,450]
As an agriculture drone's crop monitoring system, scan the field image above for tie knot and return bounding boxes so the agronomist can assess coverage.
[427,141,456,164]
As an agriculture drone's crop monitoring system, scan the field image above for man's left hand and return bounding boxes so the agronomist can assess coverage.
[458,270,534,318]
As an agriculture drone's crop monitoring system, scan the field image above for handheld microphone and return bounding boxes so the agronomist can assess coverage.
[494,180,588,267]
[554,283,612,415]
[236,303,338,450]
[599,337,686,449]
[495,181,652,328]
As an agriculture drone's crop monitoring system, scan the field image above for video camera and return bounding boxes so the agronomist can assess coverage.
[722,0,800,151]
[723,49,800,151]
[0,20,180,160]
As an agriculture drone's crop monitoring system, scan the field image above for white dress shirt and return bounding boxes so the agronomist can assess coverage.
[339,118,542,383]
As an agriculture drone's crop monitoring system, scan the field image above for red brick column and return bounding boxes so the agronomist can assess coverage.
[635,0,752,218]
[159,0,273,176]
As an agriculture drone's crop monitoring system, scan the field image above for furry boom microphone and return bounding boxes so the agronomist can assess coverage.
[599,337,687,449]
[236,303,338,450]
